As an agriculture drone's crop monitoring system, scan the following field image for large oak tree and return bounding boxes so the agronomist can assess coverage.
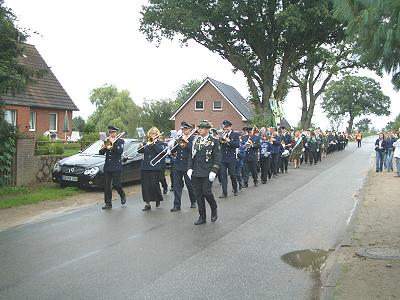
[140,0,343,122]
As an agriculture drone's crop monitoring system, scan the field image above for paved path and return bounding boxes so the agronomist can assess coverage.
[0,139,373,299]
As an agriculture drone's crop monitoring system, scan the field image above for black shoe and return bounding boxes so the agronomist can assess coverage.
[218,194,227,198]
[170,207,181,212]
[262,180,266,184]
[102,204,112,210]
[190,203,197,208]
[211,210,218,222]
[194,218,206,225]
[170,188,174,191]
[254,181,258,187]
[243,183,248,188]
[285,170,288,173]
[142,204,151,211]
[234,191,238,196]
[156,201,160,207]
[121,195,126,205]
[163,187,168,194]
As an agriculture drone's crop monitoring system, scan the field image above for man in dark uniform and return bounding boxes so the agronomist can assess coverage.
[170,121,197,212]
[219,119,240,198]
[99,125,126,209]
[280,126,292,173]
[242,126,260,187]
[187,120,221,225]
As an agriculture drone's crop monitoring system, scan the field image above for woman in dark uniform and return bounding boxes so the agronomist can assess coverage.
[138,127,164,211]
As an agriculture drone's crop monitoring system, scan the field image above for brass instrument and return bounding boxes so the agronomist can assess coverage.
[219,131,230,144]
[122,132,163,159]
[101,131,125,150]
[150,127,198,167]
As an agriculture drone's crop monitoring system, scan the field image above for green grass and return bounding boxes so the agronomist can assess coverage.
[0,184,82,209]
[63,149,80,156]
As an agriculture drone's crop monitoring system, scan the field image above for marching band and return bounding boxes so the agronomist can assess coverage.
[100,120,352,224]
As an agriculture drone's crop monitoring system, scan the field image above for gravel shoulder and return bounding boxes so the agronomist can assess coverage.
[326,168,400,299]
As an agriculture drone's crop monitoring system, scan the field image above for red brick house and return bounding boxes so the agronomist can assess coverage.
[2,44,78,139]
[170,77,254,131]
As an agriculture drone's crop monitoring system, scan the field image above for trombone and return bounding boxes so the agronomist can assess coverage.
[122,132,163,159]
[101,131,125,150]
[150,127,198,167]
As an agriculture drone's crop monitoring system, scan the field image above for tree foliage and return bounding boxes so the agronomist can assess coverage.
[140,0,343,119]
[72,116,85,132]
[175,79,202,106]
[139,99,177,136]
[0,1,43,98]
[322,76,390,132]
[354,118,372,132]
[290,41,367,129]
[385,114,400,132]
[87,84,140,137]
[334,0,400,90]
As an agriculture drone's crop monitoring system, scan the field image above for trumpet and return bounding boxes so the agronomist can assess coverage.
[219,131,230,144]
[150,127,198,167]
[122,132,163,159]
[101,131,125,150]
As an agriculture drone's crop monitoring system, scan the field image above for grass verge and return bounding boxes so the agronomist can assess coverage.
[0,184,82,209]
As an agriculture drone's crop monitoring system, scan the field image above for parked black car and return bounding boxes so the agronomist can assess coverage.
[52,139,143,188]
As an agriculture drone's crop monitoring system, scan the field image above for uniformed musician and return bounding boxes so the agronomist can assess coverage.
[242,126,260,187]
[170,121,197,212]
[187,120,221,225]
[139,127,164,211]
[219,119,240,198]
[99,125,126,209]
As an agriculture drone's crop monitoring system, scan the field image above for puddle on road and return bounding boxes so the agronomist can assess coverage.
[281,249,332,299]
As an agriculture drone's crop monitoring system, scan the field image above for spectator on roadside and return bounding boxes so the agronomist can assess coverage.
[393,132,400,177]
[375,133,387,172]
[384,132,397,172]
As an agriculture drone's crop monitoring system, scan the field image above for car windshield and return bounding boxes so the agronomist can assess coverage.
[81,140,104,155]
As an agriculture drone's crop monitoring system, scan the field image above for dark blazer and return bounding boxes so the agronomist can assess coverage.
[271,135,282,154]
[138,140,164,171]
[171,136,193,172]
[188,134,221,177]
[375,139,387,152]
[99,138,124,172]
[221,130,240,163]
[283,133,292,148]
[242,135,260,161]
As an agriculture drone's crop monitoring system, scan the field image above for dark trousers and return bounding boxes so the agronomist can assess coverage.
[159,169,168,189]
[309,151,318,165]
[279,156,289,172]
[104,171,125,205]
[357,140,362,148]
[243,159,258,184]
[173,169,196,208]
[260,157,271,182]
[271,153,279,175]
[192,176,217,220]
[221,161,238,194]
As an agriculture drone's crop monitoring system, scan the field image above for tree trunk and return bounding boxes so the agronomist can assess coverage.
[347,116,354,133]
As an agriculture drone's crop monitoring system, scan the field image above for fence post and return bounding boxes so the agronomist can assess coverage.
[15,137,35,186]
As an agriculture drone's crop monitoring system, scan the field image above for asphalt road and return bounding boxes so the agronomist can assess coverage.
[0,139,373,300]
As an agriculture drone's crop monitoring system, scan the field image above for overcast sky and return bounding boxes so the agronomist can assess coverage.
[6,0,400,131]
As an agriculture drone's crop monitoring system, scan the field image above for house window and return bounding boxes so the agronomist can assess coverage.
[195,100,204,110]
[29,111,36,131]
[49,112,58,131]
[213,100,222,110]
[4,110,17,126]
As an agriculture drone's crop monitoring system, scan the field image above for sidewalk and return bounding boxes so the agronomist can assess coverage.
[324,168,400,299]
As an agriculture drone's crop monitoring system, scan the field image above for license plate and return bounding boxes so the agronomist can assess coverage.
[62,175,78,182]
